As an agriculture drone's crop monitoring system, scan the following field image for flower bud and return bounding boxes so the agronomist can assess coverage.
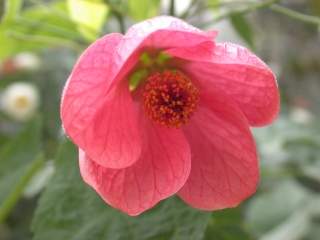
[0,52,40,75]
[14,52,41,71]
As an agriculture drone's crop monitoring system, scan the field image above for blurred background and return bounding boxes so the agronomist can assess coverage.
[0,0,320,240]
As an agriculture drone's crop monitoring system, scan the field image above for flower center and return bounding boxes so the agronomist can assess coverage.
[143,70,199,128]
[14,95,30,109]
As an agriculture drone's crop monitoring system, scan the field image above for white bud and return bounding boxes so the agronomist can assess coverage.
[14,52,40,71]
[289,107,313,125]
[1,82,40,121]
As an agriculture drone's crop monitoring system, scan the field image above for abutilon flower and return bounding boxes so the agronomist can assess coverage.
[61,16,279,216]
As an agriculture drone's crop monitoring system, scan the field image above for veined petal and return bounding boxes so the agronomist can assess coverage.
[61,33,122,136]
[123,16,210,50]
[79,117,191,216]
[109,16,214,89]
[81,82,141,168]
[176,42,280,126]
[178,89,259,210]
[165,41,215,62]
[61,33,142,168]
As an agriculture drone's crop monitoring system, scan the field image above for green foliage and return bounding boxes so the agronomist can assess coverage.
[204,208,252,240]
[0,118,42,222]
[128,0,160,21]
[0,1,86,60]
[208,0,220,8]
[32,140,211,240]
[249,118,320,240]
[67,0,109,41]
[2,0,23,23]
[230,14,255,49]
[0,1,5,21]
[246,180,310,236]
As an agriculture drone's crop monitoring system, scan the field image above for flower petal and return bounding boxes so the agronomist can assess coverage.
[109,16,213,87]
[174,42,280,126]
[79,118,191,216]
[178,89,259,211]
[165,41,215,62]
[61,33,142,168]
[82,82,142,168]
[123,16,210,51]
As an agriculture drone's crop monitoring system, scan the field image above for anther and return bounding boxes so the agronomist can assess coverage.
[143,70,199,128]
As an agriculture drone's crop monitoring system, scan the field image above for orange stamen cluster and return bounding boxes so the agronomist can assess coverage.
[143,70,199,128]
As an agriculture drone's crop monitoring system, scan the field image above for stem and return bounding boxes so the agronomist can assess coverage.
[213,0,280,22]
[270,4,320,26]
[0,154,44,223]
[114,12,125,34]
[195,0,256,15]
[2,0,23,23]
[199,0,280,27]
[207,0,255,8]
[169,0,175,16]
[180,0,198,19]
[188,1,251,21]
[104,0,126,33]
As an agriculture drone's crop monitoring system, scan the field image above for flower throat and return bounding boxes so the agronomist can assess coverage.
[143,70,199,128]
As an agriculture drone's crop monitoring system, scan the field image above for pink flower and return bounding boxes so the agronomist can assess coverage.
[61,16,279,216]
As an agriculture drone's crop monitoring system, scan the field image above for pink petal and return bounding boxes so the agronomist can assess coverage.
[165,41,215,62]
[172,42,280,126]
[61,33,142,168]
[81,83,142,168]
[124,16,211,50]
[110,16,213,87]
[79,118,191,216]
[178,88,259,211]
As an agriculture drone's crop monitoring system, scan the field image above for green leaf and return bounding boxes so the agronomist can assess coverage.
[246,180,310,237]
[67,0,109,41]
[0,118,42,221]
[230,14,255,48]
[128,0,160,20]
[259,208,310,240]
[204,208,253,240]
[0,1,5,21]
[2,0,23,23]
[208,0,220,9]
[0,154,44,223]
[19,1,86,43]
[0,1,85,60]
[32,140,211,240]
